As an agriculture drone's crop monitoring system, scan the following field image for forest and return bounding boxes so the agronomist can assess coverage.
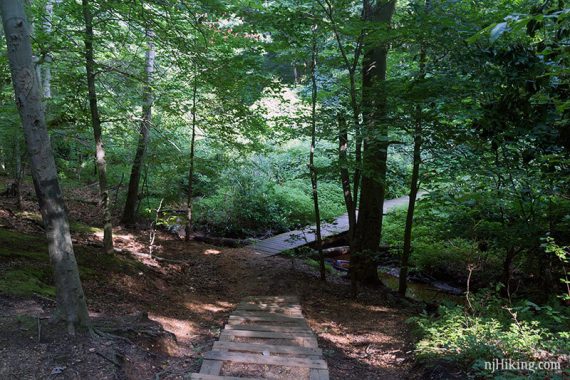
[0,0,568,379]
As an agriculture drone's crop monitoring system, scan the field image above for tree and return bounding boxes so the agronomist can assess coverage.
[308,24,326,281]
[41,0,53,99]
[82,0,113,253]
[185,69,198,241]
[317,0,364,236]
[0,0,90,333]
[122,29,156,226]
[350,0,396,291]
[399,0,430,297]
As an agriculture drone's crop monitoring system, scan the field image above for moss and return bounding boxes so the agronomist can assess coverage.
[0,227,149,300]
[15,211,42,223]
[0,268,55,297]
[69,221,102,234]
[0,229,47,261]
[304,258,335,274]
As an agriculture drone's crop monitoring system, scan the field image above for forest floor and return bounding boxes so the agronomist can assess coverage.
[0,179,421,380]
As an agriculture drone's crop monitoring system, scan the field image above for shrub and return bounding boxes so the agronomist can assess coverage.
[411,292,570,377]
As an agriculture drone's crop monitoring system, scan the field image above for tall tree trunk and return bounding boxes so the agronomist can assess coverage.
[398,110,422,296]
[398,0,429,297]
[321,0,363,215]
[338,114,356,239]
[42,0,53,99]
[1,0,90,333]
[347,63,361,208]
[82,0,113,254]
[122,29,155,226]
[309,27,325,281]
[350,0,396,293]
[185,73,198,241]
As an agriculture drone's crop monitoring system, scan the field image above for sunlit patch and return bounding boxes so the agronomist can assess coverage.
[184,301,233,313]
[204,249,221,255]
[147,313,198,352]
[346,303,392,313]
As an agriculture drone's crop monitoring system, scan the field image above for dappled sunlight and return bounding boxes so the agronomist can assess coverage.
[343,302,393,313]
[148,313,199,344]
[203,249,221,255]
[184,300,233,314]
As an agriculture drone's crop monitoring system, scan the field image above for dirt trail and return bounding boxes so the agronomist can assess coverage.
[0,182,415,379]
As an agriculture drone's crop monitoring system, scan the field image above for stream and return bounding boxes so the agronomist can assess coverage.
[377,267,465,304]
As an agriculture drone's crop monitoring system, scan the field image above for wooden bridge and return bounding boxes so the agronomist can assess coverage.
[191,295,328,379]
[248,195,413,256]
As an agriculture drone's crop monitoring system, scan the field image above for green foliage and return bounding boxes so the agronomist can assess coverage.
[192,145,346,237]
[543,237,570,301]
[411,292,570,377]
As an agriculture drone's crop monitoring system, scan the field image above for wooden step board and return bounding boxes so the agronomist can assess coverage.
[190,296,329,380]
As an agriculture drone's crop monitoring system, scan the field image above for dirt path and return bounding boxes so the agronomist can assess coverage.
[0,183,416,379]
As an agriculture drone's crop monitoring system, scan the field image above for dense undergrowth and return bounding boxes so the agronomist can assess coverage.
[132,142,411,238]
[410,292,570,378]
[381,189,570,378]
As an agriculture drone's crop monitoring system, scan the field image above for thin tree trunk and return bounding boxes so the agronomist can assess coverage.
[348,67,361,208]
[15,138,23,210]
[82,0,113,254]
[185,73,198,241]
[122,29,155,226]
[350,0,396,294]
[398,1,429,297]
[0,0,90,333]
[42,0,53,99]
[501,247,517,298]
[309,27,325,281]
[398,112,422,296]
[353,126,361,206]
[319,0,363,215]
[338,113,356,239]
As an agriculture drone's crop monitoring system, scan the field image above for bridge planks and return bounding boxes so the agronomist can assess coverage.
[248,195,413,256]
[190,295,329,379]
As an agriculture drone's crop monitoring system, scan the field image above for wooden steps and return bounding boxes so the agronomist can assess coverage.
[190,296,329,380]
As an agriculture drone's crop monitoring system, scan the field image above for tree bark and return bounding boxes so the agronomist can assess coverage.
[185,72,198,241]
[82,0,113,254]
[0,0,90,333]
[309,26,325,281]
[350,0,396,292]
[122,29,155,226]
[338,113,356,239]
[42,0,53,99]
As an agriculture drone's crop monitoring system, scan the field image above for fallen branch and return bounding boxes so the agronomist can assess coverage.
[321,246,350,256]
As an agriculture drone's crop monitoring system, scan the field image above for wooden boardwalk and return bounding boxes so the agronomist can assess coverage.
[249,195,412,256]
[190,296,328,380]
